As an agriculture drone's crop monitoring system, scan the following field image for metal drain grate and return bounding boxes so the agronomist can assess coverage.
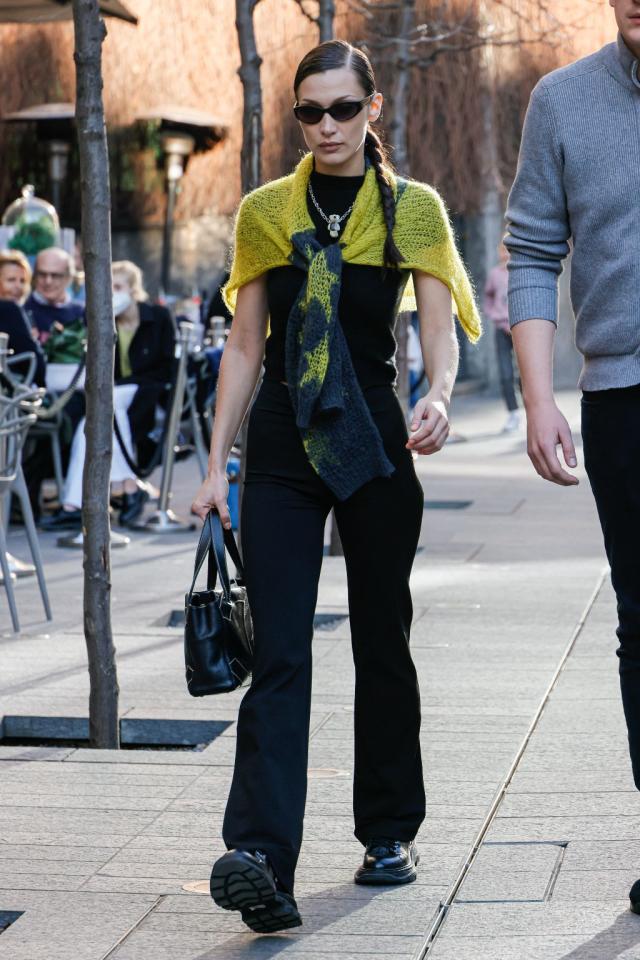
[424,500,473,510]
[314,613,348,631]
[165,609,185,628]
[0,912,23,934]
[0,716,231,751]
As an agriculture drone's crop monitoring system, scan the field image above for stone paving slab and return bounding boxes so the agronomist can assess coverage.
[437,900,636,937]
[553,870,640,901]
[563,841,640,871]
[489,815,640,843]
[0,891,159,960]
[110,930,424,960]
[429,930,640,960]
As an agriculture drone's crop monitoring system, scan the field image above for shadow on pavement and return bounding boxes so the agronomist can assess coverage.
[559,909,640,960]
[192,882,394,959]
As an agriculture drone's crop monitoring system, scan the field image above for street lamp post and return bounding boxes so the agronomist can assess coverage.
[160,132,194,297]
[135,106,228,297]
[2,103,75,223]
[47,139,72,215]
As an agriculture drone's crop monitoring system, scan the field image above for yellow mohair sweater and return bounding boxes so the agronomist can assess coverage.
[223,152,481,343]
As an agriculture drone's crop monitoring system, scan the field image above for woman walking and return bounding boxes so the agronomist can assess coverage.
[191,39,480,934]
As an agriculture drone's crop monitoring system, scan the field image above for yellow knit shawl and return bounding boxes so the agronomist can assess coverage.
[223,152,481,343]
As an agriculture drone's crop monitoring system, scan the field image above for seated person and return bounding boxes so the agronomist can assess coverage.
[24,247,84,343]
[0,250,46,386]
[41,261,175,531]
[40,380,143,531]
[112,260,175,470]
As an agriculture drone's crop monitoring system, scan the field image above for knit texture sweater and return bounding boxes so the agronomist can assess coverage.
[505,34,640,390]
[224,153,480,499]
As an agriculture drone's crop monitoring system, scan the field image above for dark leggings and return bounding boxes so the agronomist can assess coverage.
[495,328,519,412]
[582,384,640,790]
[222,380,426,895]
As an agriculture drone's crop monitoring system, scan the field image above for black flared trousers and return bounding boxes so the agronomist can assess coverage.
[582,383,640,790]
[222,380,426,894]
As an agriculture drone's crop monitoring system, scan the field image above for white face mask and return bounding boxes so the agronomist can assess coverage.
[112,290,133,316]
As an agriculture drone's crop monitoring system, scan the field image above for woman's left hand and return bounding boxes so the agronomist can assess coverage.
[406,395,450,455]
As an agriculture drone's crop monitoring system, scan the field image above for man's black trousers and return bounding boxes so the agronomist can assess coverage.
[582,383,640,788]
[222,380,426,894]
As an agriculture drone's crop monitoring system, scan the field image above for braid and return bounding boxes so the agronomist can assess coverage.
[365,130,404,269]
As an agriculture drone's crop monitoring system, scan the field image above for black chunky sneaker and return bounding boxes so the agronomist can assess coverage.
[354,838,419,886]
[630,878,640,914]
[210,849,302,933]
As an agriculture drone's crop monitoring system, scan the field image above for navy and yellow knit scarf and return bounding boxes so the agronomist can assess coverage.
[285,225,394,499]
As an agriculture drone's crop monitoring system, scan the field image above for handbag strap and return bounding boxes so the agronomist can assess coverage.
[187,510,245,603]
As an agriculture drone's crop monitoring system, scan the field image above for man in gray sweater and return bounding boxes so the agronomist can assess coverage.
[505,0,640,911]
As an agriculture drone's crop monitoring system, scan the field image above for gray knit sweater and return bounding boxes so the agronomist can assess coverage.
[505,34,640,390]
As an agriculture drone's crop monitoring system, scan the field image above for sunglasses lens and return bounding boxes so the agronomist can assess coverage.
[294,105,324,124]
[329,102,362,122]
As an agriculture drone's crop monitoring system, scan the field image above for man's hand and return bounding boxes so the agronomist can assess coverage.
[525,400,579,486]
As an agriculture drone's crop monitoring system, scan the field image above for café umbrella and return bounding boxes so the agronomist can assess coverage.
[0,0,137,23]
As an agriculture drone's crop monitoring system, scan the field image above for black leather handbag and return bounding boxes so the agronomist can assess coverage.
[184,511,254,696]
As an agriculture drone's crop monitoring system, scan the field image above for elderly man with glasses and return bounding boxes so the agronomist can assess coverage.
[24,247,85,343]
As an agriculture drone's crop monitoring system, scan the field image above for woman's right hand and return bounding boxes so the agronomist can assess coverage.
[191,471,231,528]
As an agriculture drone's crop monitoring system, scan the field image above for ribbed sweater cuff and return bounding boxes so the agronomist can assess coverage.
[508,286,558,326]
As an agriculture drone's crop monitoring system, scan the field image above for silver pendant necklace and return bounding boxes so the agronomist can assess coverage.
[308,181,354,239]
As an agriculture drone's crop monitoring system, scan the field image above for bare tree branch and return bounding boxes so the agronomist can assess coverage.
[291,0,318,27]
[291,0,335,41]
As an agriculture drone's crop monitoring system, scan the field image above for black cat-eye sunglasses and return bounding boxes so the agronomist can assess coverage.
[293,95,374,125]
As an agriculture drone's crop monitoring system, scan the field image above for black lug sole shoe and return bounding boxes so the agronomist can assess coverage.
[210,850,302,934]
[354,839,420,886]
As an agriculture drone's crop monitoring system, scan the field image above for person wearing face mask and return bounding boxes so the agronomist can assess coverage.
[0,250,46,386]
[40,261,174,531]
[39,331,140,533]
[112,261,176,475]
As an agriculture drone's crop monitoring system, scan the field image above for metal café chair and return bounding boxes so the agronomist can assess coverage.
[0,390,52,633]
[2,351,39,578]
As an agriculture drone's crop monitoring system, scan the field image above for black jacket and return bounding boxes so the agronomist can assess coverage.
[114,302,176,469]
[114,302,175,387]
[0,299,46,386]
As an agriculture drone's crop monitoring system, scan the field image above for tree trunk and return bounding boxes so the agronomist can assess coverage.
[72,0,119,749]
[387,0,414,175]
[235,0,264,530]
[318,0,335,41]
[236,0,263,195]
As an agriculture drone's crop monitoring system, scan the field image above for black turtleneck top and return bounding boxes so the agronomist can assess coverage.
[264,169,408,387]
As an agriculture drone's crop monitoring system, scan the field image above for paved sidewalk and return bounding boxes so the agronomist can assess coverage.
[1,389,637,959]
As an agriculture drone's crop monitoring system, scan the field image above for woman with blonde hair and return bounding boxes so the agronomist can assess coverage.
[42,261,174,530]
[192,39,480,932]
[0,249,32,304]
[0,248,45,385]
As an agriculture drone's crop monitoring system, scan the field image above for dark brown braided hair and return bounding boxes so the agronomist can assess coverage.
[294,40,405,269]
